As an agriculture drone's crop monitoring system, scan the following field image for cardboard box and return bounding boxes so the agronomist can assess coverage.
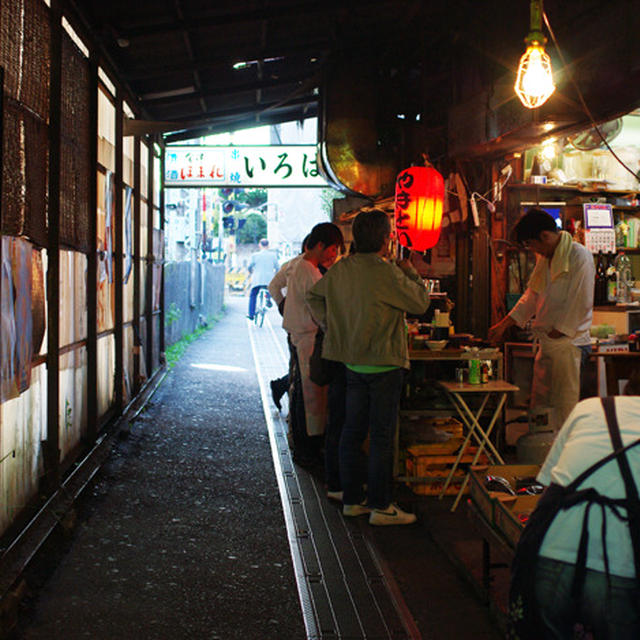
[493,494,541,547]
[468,464,541,528]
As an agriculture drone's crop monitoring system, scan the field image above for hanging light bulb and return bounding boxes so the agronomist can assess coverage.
[514,0,555,109]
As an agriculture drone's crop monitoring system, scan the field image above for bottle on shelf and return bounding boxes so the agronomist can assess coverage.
[594,251,606,306]
[606,253,617,304]
[614,250,633,304]
[480,361,489,384]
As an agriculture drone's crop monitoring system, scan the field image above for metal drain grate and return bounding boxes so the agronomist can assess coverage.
[248,316,421,639]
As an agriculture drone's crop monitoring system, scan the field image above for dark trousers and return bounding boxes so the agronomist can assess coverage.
[248,285,267,319]
[271,373,289,397]
[325,363,346,492]
[535,556,640,639]
[579,344,592,400]
[290,345,322,464]
[339,368,404,509]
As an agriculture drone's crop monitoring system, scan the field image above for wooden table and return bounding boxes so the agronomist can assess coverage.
[437,379,520,511]
[396,349,506,488]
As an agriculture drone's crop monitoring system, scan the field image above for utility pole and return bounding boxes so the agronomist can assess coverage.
[217,200,224,263]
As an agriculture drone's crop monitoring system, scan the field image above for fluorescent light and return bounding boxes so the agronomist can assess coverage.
[233,60,257,70]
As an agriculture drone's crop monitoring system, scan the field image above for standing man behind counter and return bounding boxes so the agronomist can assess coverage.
[488,208,595,431]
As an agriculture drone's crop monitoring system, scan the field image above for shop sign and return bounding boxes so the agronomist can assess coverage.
[164,145,327,188]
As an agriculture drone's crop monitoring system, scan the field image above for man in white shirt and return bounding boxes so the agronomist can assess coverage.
[266,237,309,411]
[282,223,343,467]
[523,373,640,638]
[489,208,595,430]
[247,238,280,320]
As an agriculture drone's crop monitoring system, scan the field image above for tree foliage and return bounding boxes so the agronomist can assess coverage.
[235,188,267,208]
[236,212,267,244]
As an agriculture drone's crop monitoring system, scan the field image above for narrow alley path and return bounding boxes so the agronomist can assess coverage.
[16,293,503,640]
[18,295,304,640]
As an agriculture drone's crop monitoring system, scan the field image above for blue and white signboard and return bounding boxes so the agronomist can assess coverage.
[164,145,327,188]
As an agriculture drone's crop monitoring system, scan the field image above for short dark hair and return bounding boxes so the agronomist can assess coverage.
[352,209,390,253]
[512,207,558,244]
[306,222,344,252]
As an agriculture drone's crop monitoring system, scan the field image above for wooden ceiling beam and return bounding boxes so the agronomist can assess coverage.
[124,40,328,82]
[162,94,317,126]
[163,103,319,143]
[140,72,319,106]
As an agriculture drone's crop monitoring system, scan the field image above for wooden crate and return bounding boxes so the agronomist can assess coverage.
[405,446,489,496]
[406,440,465,457]
[493,494,541,547]
[468,464,541,530]
[400,416,463,444]
[409,478,467,496]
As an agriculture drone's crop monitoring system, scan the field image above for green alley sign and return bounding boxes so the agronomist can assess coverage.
[164,145,327,188]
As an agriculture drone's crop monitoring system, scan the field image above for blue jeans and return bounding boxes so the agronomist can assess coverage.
[535,556,640,639]
[339,368,404,509]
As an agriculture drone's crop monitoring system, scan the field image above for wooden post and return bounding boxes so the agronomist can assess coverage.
[146,143,154,376]
[133,137,141,392]
[114,96,124,412]
[456,231,471,334]
[0,66,3,227]
[159,141,166,359]
[86,54,98,444]
[45,0,62,490]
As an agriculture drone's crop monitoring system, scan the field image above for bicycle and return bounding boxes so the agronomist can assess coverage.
[254,288,271,327]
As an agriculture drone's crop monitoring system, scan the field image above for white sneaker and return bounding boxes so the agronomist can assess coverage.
[327,490,344,502]
[369,504,417,526]
[343,502,371,517]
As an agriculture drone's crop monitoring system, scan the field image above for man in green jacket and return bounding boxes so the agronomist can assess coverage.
[307,209,430,525]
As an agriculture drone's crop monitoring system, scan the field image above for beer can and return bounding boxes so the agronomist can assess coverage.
[468,359,481,384]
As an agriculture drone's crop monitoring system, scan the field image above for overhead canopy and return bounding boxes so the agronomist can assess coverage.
[71,0,434,142]
[68,0,640,156]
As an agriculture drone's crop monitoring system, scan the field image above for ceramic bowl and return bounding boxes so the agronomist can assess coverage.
[426,340,447,351]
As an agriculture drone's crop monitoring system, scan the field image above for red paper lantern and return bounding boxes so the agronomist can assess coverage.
[394,166,444,251]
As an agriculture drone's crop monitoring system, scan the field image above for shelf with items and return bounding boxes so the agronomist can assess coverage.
[503,183,640,288]
[520,118,640,195]
[612,204,640,252]
[508,183,640,197]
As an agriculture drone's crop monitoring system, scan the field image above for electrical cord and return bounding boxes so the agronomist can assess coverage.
[543,9,639,185]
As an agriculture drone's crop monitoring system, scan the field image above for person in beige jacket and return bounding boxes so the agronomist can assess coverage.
[307,209,430,525]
